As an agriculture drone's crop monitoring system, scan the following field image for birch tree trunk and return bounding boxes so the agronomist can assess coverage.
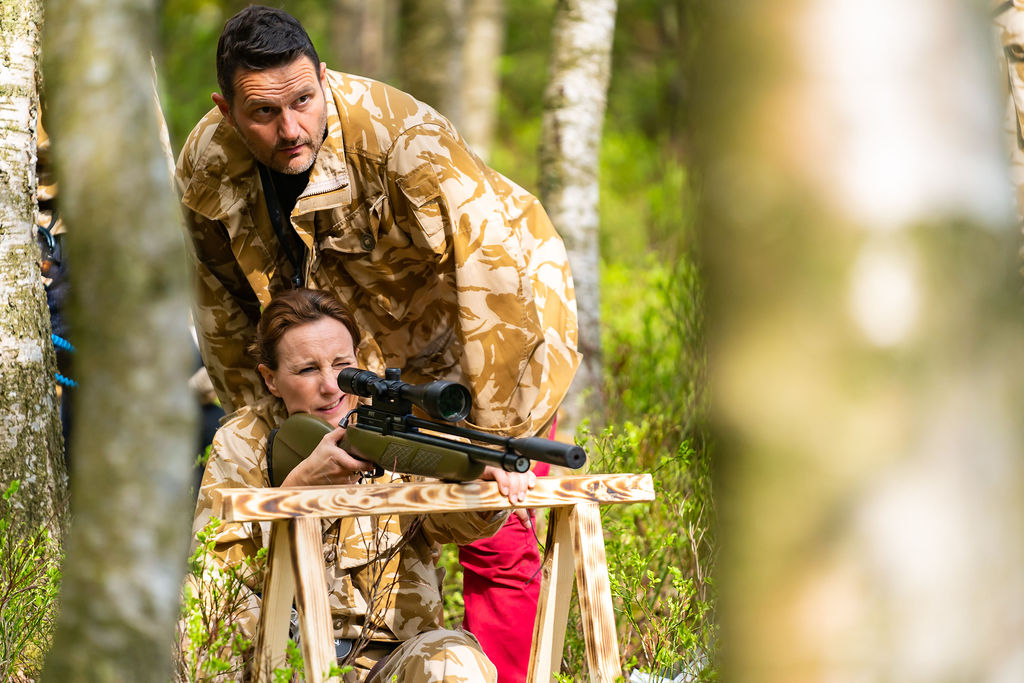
[40,0,196,678]
[397,0,465,126]
[459,0,504,161]
[0,0,68,540]
[331,0,396,82]
[701,2,1024,680]
[539,0,617,433]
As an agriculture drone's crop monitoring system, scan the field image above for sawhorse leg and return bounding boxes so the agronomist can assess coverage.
[253,518,338,683]
[527,503,622,682]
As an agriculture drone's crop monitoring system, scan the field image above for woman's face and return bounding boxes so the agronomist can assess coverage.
[257,316,358,423]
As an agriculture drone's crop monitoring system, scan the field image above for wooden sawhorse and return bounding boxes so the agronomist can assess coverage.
[212,473,655,682]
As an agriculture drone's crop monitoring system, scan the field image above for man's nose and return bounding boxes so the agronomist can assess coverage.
[278,110,300,142]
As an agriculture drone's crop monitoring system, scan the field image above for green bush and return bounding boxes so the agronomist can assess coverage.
[175,518,261,682]
[0,481,62,682]
[555,254,716,681]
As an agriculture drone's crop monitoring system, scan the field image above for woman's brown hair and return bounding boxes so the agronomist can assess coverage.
[252,288,360,370]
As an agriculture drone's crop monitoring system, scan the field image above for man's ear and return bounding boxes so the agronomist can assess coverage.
[319,62,327,85]
[212,93,234,126]
[258,364,280,397]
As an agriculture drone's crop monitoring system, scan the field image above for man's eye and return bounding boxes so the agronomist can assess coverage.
[333,360,352,369]
[1006,44,1024,63]
[299,367,317,374]
[296,95,311,105]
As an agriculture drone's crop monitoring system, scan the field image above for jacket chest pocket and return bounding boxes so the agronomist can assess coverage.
[316,194,385,255]
[316,194,441,323]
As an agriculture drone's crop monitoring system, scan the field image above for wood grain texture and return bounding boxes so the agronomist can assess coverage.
[292,518,339,683]
[215,473,655,522]
[572,503,620,682]
[526,506,576,683]
[253,522,296,681]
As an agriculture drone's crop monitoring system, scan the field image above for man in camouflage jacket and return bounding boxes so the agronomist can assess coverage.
[176,7,580,680]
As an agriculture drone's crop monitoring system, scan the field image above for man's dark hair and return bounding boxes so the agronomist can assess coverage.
[216,6,321,104]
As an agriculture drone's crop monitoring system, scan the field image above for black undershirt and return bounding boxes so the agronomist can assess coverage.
[270,167,312,221]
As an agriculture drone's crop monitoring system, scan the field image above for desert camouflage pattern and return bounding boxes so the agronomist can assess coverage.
[191,395,509,647]
[35,122,64,235]
[995,2,1024,221]
[176,70,581,438]
[355,629,496,683]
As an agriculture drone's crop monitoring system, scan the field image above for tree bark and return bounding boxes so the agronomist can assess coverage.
[331,0,396,82]
[701,2,1024,680]
[40,0,196,678]
[459,0,505,161]
[397,0,465,125]
[0,0,68,541]
[538,0,617,433]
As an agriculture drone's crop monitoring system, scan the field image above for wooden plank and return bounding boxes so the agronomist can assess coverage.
[215,473,655,522]
[291,518,338,683]
[526,505,576,683]
[253,521,296,681]
[572,503,621,682]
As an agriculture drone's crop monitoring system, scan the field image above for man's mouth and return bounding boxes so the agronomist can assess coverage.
[278,140,308,154]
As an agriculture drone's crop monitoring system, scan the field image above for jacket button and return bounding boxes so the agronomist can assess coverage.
[324,549,336,563]
[360,233,375,251]
[333,617,344,630]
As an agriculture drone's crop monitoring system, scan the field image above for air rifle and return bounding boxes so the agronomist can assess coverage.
[267,367,586,486]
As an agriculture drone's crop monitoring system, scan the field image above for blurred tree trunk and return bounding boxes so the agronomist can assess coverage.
[397,0,465,125]
[40,0,196,678]
[539,0,617,433]
[459,0,504,161]
[0,0,68,541]
[331,0,396,81]
[701,2,1024,680]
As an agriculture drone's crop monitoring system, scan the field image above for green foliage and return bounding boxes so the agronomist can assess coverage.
[0,480,62,682]
[439,544,465,629]
[175,518,261,682]
[175,519,352,682]
[556,253,716,680]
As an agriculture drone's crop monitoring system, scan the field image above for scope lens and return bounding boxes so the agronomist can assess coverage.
[436,385,470,421]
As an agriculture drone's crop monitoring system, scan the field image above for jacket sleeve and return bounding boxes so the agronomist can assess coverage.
[420,509,510,547]
[176,157,265,414]
[386,123,580,438]
[190,419,270,587]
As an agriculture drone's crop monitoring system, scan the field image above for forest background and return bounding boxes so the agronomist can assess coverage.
[10,1,1023,682]
[0,0,707,681]
[159,0,711,679]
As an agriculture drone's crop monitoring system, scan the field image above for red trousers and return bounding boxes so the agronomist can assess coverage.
[460,462,550,683]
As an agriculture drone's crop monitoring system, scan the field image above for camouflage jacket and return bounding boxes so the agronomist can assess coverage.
[191,395,509,642]
[176,70,580,437]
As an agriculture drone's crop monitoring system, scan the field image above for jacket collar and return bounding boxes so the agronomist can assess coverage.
[181,79,351,224]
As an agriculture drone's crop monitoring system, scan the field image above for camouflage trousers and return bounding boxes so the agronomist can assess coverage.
[345,629,497,683]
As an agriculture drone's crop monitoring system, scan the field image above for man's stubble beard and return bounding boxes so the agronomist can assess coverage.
[238,101,329,175]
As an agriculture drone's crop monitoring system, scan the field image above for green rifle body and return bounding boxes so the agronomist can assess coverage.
[268,413,486,486]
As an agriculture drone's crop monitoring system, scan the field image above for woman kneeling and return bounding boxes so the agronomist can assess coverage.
[191,288,505,682]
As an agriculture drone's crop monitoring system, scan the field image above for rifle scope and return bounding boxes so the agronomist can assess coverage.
[338,367,471,422]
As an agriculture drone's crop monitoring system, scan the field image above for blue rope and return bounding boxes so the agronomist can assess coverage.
[51,334,75,353]
[55,372,77,388]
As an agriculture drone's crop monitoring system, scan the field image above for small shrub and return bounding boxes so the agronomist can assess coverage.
[555,253,717,681]
[175,518,262,682]
[0,480,62,682]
